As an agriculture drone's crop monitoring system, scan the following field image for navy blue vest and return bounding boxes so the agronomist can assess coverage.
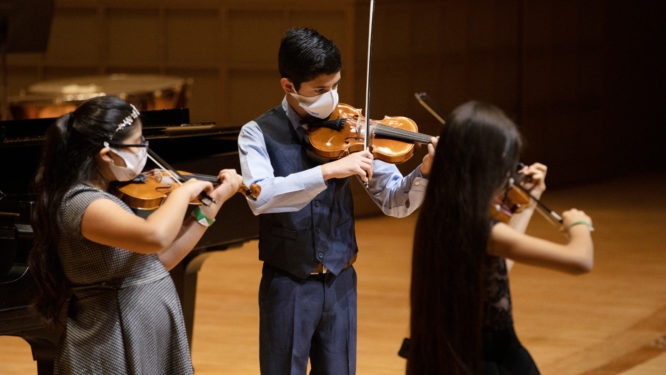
[255,105,358,280]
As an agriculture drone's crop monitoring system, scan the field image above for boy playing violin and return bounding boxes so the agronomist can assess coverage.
[238,27,437,374]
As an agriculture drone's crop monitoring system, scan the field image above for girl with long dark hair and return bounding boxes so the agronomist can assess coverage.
[407,101,594,375]
[28,95,243,374]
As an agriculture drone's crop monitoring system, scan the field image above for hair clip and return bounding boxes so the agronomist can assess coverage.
[115,104,140,133]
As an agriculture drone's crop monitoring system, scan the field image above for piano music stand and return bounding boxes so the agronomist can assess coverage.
[0,0,54,120]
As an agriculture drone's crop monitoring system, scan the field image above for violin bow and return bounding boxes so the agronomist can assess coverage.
[361,0,376,186]
[146,148,216,206]
[363,0,376,154]
[414,92,447,125]
[147,149,180,182]
[510,178,563,225]
[513,166,593,231]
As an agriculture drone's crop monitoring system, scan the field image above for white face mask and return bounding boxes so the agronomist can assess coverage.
[290,88,339,119]
[104,143,148,181]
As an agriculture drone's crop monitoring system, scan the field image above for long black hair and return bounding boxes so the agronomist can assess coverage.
[407,101,522,374]
[28,95,138,326]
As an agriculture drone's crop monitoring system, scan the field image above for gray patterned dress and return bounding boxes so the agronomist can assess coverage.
[54,184,193,374]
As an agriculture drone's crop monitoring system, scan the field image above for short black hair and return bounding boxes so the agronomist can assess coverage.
[278,27,341,91]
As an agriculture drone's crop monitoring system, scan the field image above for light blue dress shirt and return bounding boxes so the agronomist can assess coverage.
[238,97,428,218]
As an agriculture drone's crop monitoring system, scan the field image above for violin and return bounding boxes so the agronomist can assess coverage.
[115,149,260,211]
[490,183,531,224]
[307,0,433,168]
[307,103,434,164]
[490,164,563,225]
[116,169,261,211]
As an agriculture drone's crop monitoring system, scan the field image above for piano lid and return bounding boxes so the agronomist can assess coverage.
[0,108,245,146]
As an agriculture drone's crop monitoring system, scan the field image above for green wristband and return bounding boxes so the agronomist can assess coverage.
[192,206,215,227]
[568,220,593,231]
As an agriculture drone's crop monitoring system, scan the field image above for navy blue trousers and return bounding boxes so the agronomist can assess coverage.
[259,264,357,375]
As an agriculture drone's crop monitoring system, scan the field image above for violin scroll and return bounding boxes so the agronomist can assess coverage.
[238,183,261,201]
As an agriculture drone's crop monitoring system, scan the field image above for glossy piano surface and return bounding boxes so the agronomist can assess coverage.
[0,109,258,373]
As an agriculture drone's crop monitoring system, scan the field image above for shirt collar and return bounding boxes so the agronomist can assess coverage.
[281,96,307,133]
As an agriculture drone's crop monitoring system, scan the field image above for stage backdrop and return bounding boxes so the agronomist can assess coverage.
[6,0,664,215]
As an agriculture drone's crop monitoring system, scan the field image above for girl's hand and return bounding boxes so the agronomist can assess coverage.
[562,208,593,231]
[519,162,547,199]
[211,169,244,204]
[179,178,215,201]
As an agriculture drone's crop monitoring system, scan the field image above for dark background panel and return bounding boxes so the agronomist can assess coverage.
[4,0,665,215]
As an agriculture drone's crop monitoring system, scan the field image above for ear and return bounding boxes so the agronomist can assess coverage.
[98,147,114,163]
[280,78,296,95]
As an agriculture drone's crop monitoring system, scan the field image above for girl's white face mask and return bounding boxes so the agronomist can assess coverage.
[104,142,147,181]
[290,88,339,119]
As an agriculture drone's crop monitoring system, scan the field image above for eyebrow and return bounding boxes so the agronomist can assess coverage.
[314,78,341,89]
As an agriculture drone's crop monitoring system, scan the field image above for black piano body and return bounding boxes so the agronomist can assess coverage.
[0,109,258,374]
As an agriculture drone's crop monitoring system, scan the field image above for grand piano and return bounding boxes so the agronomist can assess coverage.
[0,108,259,374]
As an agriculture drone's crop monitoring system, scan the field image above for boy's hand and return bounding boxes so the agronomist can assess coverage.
[321,150,374,183]
[420,137,439,177]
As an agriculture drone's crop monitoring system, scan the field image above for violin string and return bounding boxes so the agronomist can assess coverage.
[374,123,427,139]
[374,124,431,143]
[146,153,183,186]
[382,128,431,143]
[346,117,431,143]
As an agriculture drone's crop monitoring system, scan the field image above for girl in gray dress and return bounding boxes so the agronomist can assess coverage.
[28,95,243,374]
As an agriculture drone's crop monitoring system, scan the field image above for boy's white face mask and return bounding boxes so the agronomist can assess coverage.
[290,88,339,119]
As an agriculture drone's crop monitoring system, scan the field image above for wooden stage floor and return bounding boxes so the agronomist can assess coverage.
[2,172,665,374]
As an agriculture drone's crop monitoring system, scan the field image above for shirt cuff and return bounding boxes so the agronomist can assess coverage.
[412,175,428,191]
[410,165,428,189]
[414,164,427,179]
[306,165,327,191]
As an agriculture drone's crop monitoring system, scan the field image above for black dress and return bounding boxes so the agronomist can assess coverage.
[482,254,540,375]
